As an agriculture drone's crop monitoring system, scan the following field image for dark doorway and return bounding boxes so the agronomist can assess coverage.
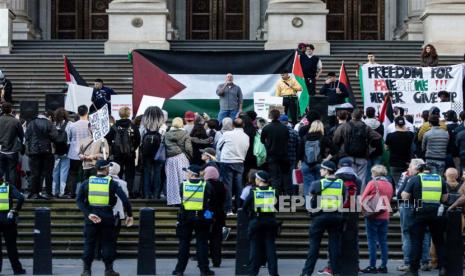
[186,0,250,40]
[326,0,385,40]
[52,0,110,39]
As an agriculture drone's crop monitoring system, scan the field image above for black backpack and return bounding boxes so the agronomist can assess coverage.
[112,125,135,157]
[54,121,69,155]
[344,122,367,158]
[141,131,161,158]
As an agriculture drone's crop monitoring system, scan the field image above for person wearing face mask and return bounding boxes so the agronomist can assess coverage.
[300,44,323,98]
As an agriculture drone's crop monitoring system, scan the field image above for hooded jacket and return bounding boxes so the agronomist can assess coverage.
[165,128,193,159]
[25,115,58,155]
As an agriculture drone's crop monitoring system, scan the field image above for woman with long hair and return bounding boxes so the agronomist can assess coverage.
[140,106,165,199]
[420,44,438,67]
[190,116,212,165]
[52,107,72,198]
[299,120,337,198]
[164,117,193,205]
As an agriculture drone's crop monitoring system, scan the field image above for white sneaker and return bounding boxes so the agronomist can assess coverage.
[397,264,410,271]
[226,211,235,216]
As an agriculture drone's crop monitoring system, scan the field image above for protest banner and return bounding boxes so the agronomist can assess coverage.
[253,92,283,120]
[64,84,93,113]
[89,105,110,141]
[361,64,464,125]
[111,95,133,120]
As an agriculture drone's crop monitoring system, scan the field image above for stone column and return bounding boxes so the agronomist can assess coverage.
[0,0,15,54]
[421,0,465,55]
[264,0,330,54]
[105,0,170,55]
[400,0,426,40]
[9,0,38,39]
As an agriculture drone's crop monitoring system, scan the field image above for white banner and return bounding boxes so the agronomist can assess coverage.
[362,64,464,125]
[64,84,93,113]
[253,92,283,121]
[111,95,133,120]
[89,105,110,141]
[136,95,165,116]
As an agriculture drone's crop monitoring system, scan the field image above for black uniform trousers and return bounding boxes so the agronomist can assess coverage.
[248,216,278,276]
[82,212,117,266]
[175,215,211,273]
[302,213,343,275]
[209,212,225,266]
[0,222,22,273]
[282,96,298,125]
[409,208,446,272]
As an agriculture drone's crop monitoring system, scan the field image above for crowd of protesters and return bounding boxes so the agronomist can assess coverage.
[1,43,465,276]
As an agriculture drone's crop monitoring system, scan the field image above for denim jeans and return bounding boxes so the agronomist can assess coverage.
[366,156,383,184]
[52,154,70,196]
[351,157,368,190]
[301,162,320,208]
[0,152,18,186]
[143,158,163,199]
[217,110,238,123]
[399,205,431,265]
[425,159,445,175]
[365,218,389,268]
[221,162,244,212]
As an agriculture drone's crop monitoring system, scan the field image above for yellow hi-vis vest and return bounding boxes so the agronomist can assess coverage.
[88,176,111,206]
[0,184,9,211]
[320,178,344,210]
[182,180,206,211]
[419,173,442,204]
[253,187,276,213]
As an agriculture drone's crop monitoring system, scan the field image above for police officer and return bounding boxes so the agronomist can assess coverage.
[242,170,279,276]
[173,165,215,276]
[400,164,448,276]
[0,180,25,275]
[77,160,133,276]
[301,160,345,276]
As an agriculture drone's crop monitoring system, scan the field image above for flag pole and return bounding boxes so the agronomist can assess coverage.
[338,61,344,89]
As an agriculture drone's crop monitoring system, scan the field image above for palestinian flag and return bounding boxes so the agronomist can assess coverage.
[132,50,294,117]
[63,56,88,86]
[338,62,357,107]
[292,51,309,116]
[378,93,394,140]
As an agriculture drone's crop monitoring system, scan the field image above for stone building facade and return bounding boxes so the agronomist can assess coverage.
[1,0,465,55]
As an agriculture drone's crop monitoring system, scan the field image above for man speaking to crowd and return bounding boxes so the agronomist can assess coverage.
[216,73,243,122]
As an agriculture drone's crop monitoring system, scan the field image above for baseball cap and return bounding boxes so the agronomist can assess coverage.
[394,116,406,127]
[183,164,201,175]
[279,114,289,122]
[184,111,195,121]
[338,157,353,168]
[429,106,440,116]
[200,147,216,157]
[255,171,270,182]
[321,160,337,172]
[95,160,110,170]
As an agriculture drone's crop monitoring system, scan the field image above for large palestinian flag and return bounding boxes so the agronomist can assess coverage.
[132,50,294,117]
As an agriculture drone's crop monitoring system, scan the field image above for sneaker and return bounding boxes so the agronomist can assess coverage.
[222,227,231,241]
[226,211,235,216]
[377,266,387,273]
[104,269,120,276]
[397,264,410,271]
[420,263,430,271]
[317,266,333,275]
[360,266,377,273]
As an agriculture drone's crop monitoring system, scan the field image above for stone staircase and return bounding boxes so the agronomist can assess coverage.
[1,40,463,113]
[11,199,402,259]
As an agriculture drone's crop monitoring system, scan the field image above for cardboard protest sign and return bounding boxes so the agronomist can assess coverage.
[361,64,463,125]
[89,105,110,141]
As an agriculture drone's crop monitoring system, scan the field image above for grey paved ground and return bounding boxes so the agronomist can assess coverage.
[0,259,459,275]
